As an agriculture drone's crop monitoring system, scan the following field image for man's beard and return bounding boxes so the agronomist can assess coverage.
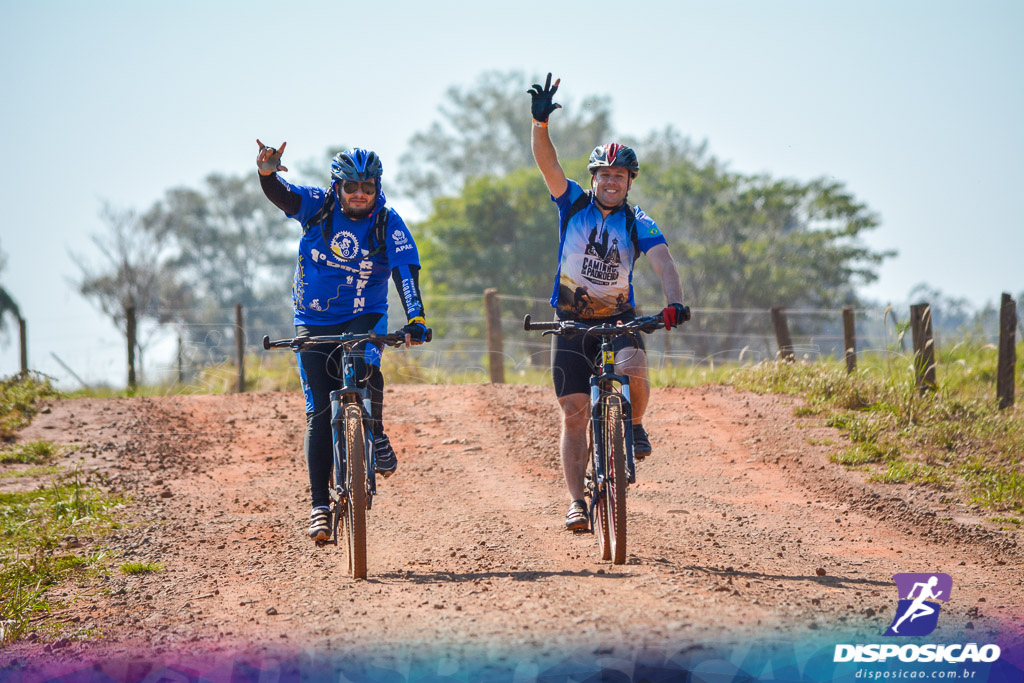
[341,202,374,219]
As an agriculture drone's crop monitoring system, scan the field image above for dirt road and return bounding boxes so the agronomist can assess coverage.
[1,384,1021,679]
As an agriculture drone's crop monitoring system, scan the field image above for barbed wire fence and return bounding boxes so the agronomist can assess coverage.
[5,290,1019,408]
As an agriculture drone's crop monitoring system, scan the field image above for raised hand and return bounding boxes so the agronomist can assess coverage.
[256,139,288,175]
[527,73,562,123]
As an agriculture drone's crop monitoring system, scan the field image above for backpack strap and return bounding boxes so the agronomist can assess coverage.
[366,206,389,258]
[301,188,337,243]
[624,203,639,254]
[560,191,593,236]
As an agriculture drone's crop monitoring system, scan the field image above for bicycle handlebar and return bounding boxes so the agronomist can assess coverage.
[523,314,665,337]
[262,328,433,351]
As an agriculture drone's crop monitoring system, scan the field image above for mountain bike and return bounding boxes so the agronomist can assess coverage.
[524,313,667,564]
[262,328,431,579]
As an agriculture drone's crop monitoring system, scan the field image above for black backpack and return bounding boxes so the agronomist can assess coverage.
[302,188,389,261]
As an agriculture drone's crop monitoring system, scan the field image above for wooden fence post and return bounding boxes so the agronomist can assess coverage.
[177,334,185,385]
[910,302,937,395]
[484,289,504,384]
[842,306,857,374]
[997,292,1017,410]
[235,303,245,393]
[770,306,795,361]
[126,305,137,391]
[18,317,27,376]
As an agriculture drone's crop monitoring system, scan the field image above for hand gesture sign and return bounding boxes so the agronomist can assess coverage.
[527,73,561,123]
[256,139,288,176]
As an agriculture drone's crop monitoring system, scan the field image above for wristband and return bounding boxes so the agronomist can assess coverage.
[408,316,426,326]
[533,120,548,128]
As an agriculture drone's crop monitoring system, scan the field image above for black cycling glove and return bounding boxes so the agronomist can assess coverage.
[527,73,562,123]
[401,320,429,344]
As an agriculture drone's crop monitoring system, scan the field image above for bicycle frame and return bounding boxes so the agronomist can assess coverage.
[589,336,638,510]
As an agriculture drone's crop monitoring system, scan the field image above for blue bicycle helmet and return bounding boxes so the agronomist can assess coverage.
[331,148,383,182]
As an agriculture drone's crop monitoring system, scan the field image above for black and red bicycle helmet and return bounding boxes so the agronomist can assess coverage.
[587,143,639,178]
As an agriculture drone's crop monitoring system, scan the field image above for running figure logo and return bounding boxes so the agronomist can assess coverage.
[883,573,952,636]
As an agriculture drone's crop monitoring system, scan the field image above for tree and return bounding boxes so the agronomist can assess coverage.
[628,128,895,358]
[0,239,21,339]
[418,167,559,300]
[145,172,296,353]
[412,123,894,362]
[74,204,184,387]
[397,70,613,205]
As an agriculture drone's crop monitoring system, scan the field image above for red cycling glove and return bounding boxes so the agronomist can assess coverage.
[661,303,691,330]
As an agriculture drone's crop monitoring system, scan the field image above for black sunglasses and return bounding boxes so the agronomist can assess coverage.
[341,180,377,195]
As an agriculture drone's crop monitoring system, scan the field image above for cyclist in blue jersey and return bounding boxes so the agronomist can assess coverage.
[256,140,428,542]
[528,74,691,531]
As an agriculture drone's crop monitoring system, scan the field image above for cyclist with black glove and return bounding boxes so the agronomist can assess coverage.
[256,140,428,542]
[528,74,690,531]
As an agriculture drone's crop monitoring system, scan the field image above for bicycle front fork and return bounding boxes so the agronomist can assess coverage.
[590,384,637,486]
[329,389,378,500]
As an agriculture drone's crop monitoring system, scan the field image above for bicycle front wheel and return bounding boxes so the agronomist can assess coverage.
[590,429,611,561]
[602,394,628,564]
[343,404,368,579]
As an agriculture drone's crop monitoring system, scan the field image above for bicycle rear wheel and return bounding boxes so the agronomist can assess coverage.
[343,404,368,579]
[602,394,628,564]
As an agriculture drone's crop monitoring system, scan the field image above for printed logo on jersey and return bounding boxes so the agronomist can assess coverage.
[581,225,621,285]
[883,573,952,637]
[392,229,408,245]
[330,231,360,260]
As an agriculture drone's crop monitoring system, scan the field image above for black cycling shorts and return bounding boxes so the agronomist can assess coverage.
[550,310,646,398]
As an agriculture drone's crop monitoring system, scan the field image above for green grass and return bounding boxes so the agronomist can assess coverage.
[731,342,1024,515]
[119,561,163,575]
[0,468,127,645]
[0,465,63,479]
[988,516,1022,528]
[0,439,68,465]
[0,374,60,441]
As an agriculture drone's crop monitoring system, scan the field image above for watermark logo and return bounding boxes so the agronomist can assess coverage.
[883,573,952,637]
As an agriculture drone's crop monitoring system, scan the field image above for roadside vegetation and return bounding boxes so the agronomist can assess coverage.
[0,374,126,646]
[0,373,60,442]
[731,341,1024,515]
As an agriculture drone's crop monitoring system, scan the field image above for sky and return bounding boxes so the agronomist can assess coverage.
[1,0,1022,388]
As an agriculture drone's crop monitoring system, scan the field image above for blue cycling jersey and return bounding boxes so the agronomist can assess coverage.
[281,180,420,326]
[550,180,667,319]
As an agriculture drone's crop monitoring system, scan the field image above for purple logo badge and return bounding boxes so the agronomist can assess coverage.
[883,573,952,637]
